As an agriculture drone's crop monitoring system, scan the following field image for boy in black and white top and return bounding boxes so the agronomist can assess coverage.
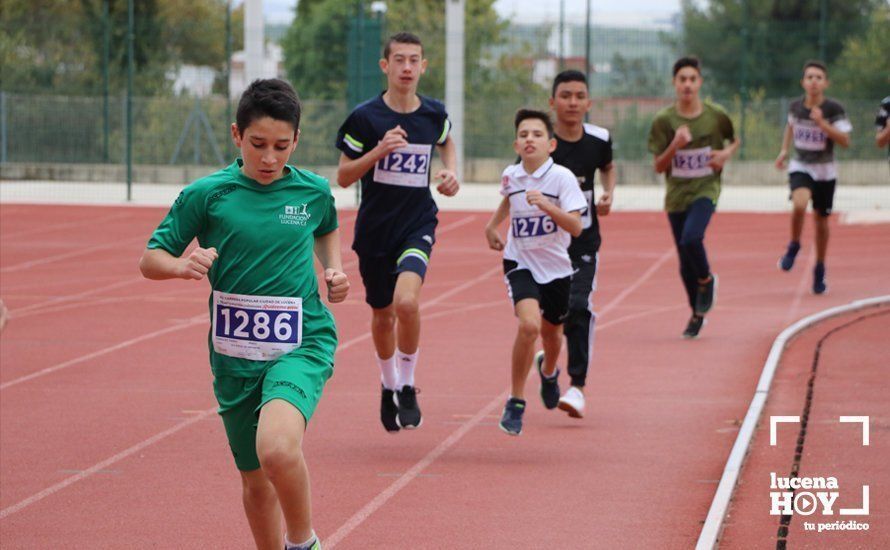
[775,60,851,295]
[876,96,890,157]
[485,109,586,436]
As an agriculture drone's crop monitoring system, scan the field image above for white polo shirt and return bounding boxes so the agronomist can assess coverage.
[501,157,587,284]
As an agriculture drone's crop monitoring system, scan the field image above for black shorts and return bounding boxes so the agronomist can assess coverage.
[789,172,836,217]
[503,259,570,325]
[358,221,436,309]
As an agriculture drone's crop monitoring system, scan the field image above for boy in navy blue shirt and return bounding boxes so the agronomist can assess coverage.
[335,32,459,433]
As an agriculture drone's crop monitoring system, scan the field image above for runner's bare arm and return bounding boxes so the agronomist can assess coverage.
[810,107,850,148]
[526,190,582,237]
[653,125,691,173]
[435,135,460,196]
[484,196,510,251]
[878,120,890,148]
[775,124,793,169]
[313,228,349,303]
[139,246,217,281]
[336,126,408,187]
[708,137,741,171]
[596,162,616,216]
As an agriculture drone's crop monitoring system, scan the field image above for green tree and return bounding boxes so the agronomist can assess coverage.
[608,53,667,97]
[831,5,890,100]
[679,0,881,98]
[0,0,242,95]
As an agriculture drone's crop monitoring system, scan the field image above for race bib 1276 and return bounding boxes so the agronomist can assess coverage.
[672,146,714,179]
[212,291,302,361]
[374,143,432,187]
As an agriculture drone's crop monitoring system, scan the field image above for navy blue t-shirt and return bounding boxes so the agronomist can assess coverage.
[336,93,451,257]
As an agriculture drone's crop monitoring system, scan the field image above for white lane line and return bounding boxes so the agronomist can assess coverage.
[695,295,890,550]
[324,249,671,548]
[0,315,206,391]
[597,247,673,317]
[10,278,147,316]
[1,212,132,240]
[0,256,499,520]
[0,408,217,520]
[1,236,146,273]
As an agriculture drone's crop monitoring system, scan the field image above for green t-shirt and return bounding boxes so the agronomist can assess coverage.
[647,100,735,212]
[148,159,339,377]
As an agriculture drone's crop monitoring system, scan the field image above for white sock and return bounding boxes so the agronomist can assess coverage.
[396,348,418,388]
[285,531,318,550]
[377,354,398,390]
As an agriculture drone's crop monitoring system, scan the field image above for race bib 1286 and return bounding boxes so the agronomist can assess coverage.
[212,291,302,361]
[374,143,432,187]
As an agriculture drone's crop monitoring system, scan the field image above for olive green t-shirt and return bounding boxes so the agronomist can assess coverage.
[148,159,339,377]
[647,100,735,212]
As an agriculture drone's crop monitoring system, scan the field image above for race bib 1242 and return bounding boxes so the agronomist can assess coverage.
[374,143,432,187]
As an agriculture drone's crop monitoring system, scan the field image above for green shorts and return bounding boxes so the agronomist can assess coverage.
[213,350,333,471]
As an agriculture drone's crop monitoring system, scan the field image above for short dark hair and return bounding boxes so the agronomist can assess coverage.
[235,78,301,135]
[383,32,423,59]
[514,108,554,138]
[551,70,588,97]
[672,56,701,77]
[803,60,828,76]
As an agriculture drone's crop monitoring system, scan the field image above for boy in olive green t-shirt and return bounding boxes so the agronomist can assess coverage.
[140,79,347,550]
[648,56,740,339]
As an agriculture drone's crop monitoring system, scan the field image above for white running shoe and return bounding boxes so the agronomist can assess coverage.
[557,386,585,418]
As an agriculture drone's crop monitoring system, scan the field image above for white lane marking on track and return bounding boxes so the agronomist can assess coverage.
[0,315,206,391]
[0,236,146,273]
[10,277,147,317]
[0,408,217,520]
[0,258,499,520]
[0,211,132,240]
[323,248,673,548]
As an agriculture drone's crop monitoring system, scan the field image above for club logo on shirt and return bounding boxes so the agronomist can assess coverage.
[280,204,311,226]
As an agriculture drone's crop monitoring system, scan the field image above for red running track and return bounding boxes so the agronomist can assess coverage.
[1,204,889,548]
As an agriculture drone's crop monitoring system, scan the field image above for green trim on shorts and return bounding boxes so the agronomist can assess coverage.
[397,247,430,265]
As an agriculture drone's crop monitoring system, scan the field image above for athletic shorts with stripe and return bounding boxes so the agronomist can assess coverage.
[564,253,598,388]
[503,259,570,325]
[358,220,436,309]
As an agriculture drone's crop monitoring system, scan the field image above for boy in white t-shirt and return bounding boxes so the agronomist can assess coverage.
[484,109,587,436]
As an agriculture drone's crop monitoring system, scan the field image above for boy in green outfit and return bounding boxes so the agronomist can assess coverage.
[140,79,348,550]
[648,56,739,339]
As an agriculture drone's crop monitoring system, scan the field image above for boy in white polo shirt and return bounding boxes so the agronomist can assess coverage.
[485,109,586,436]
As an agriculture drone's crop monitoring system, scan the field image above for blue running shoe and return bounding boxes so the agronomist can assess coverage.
[778,241,801,271]
[499,397,526,435]
[533,350,560,410]
[812,262,828,295]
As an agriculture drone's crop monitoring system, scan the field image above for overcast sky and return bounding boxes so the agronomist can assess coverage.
[252,0,682,27]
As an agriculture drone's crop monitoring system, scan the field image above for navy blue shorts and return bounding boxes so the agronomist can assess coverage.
[358,222,436,309]
[789,172,836,217]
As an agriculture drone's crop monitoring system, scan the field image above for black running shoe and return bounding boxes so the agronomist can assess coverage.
[380,386,400,433]
[778,241,801,271]
[694,274,718,315]
[396,385,422,429]
[533,350,560,410]
[812,262,828,295]
[682,315,706,339]
[499,397,526,436]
